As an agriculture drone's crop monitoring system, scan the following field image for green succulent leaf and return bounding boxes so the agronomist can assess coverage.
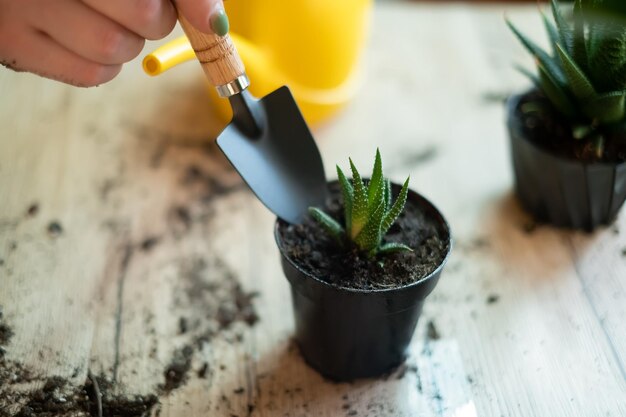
[355,199,385,253]
[582,91,626,123]
[384,179,392,212]
[542,11,561,57]
[311,151,412,258]
[381,177,410,238]
[308,207,345,243]
[510,0,626,130]
[588,28,626,91]
[556,43,596,100]
[378,242,413,255]
[336,165,353,232]
[507,19,567,87]
[349,158,368,239]
[551,0,573,53]
[572,0,589,71]
[537,62,578,118]
[368,148,384,208]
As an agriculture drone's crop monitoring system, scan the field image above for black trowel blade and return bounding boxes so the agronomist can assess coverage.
[216,86,327,224]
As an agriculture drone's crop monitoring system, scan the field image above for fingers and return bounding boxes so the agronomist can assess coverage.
[174,0,227,35]
[81,0,177,41]
[31,0,144,65]
[1,25,121,87]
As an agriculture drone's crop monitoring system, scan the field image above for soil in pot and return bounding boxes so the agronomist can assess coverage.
[277,183,449,290]
[516,90,626,163]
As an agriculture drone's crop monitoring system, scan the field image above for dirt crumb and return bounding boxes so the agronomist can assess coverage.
[140,236,160,252]
[47,221,63,238]
[197,363,209,379]
[6,373,159,417]
[159,345,193,394]
[486,294,500,305]
[0,309,13,358]
[426,320,440,341]
[26,203,39,218]
[178,317,188,334]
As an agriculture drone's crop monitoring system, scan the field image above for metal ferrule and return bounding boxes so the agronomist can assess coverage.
[216,74,250,97]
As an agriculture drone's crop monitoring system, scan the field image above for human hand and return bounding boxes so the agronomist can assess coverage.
[0,0,227,87]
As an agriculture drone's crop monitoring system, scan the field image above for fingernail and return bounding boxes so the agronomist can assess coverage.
[210,8,229,36]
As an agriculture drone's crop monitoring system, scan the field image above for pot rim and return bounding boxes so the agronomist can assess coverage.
[507,90,626,169]
[274,180,453,295]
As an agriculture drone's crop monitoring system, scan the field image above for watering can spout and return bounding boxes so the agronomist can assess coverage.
[141,0,372,125]
[143,34,263,77]
[143,36,195,76]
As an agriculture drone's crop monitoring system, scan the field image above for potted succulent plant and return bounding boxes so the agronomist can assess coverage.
[274,150,451,381]
[506,0,626,230]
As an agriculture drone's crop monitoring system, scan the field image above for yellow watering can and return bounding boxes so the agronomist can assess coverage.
[143,0,372,125]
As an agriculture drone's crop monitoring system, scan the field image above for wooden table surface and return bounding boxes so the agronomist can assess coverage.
[1,3,625,417]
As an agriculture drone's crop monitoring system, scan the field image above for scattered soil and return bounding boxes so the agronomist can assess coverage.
[277,183,450,290]
[146,256,260,395]
[515,90,626,163]
[180,164,245,205]
[621,247,626,257]
[176,257,259,334]
[0,309,13,359]
[159,345,193,394]
[10,374,158,417]
[0,364,158,417]
[0,254,260,415]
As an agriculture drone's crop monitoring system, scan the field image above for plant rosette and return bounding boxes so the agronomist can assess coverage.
[274,151,451,381]
[507,92,626,231]
[507,1,626,230]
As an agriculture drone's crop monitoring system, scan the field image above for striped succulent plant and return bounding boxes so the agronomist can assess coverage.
[308,150,411,258]
[507,0,626,157]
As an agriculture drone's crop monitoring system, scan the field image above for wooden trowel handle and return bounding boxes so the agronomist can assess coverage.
[177,13,247,96]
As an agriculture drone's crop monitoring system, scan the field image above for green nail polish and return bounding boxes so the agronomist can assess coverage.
[210,9,229,36]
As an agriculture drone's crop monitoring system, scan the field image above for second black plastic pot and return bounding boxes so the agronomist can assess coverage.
[274,182,452,381]
[507,92,626,231]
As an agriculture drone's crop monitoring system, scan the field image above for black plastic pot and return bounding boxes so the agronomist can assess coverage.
[274,182,451,381]
[507,93,626,231]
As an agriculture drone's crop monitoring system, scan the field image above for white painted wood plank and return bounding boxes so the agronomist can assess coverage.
[1,4,625,417]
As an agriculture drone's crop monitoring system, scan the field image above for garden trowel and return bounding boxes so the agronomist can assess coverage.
[177,15,327,224]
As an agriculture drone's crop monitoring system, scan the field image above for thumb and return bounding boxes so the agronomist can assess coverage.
[174,0,229,36]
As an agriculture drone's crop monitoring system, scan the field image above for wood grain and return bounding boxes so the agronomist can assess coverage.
[1,3,625,417]
[178,15,246,87]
